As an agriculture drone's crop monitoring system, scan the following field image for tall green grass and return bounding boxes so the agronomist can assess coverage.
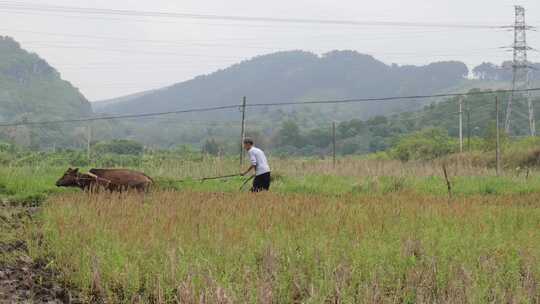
[0,166,71,204]
[2,163,540,200]
[161,174,540,197]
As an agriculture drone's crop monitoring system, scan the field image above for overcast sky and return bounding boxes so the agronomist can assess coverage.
[1,0,539,101]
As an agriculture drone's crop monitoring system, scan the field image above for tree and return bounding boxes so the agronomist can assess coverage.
[367,116,388,126]
[482,122,509,151]
[277,120,304,148]
[369,136,389,153]
[93,139,144,156]
[391,128,456,161]
[0,141,13,153]
[202,138,220,156]
[472,62,500,80]
[337,119,365,139]
[305,128,331,148]
[341,140,361,155]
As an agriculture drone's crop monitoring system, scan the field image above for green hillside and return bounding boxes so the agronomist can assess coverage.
[96,50,469,121]
[265,89,540,156]
[89,50,473,148]
[0,36,92,148]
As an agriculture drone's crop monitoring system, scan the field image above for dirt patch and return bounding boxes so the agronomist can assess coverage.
[0,203,81,303]
[0,259,80,303]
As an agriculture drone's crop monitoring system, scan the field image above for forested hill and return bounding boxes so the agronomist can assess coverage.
[473,61,540,81]
[262,88,540,156]
[0,36,91,122]
[95,50,469,119]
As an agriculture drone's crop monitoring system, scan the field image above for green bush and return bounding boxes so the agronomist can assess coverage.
[93,139,144,156]
[482,122,509,151]
[202,138,221,156]
[391,128,457,161]
[94,154,143,168]
[364,151,392,160]
[0,142,13,153]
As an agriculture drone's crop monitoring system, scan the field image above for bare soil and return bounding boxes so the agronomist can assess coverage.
[0,203,80,304]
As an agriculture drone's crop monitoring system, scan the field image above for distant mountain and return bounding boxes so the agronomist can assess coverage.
[0,36,92,148]
[96,50,469,120]
[91,89,162,112]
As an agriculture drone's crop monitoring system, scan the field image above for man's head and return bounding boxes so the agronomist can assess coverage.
[243,138,254,151]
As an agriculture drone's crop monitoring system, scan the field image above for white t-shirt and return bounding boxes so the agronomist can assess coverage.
[248,147,271,176]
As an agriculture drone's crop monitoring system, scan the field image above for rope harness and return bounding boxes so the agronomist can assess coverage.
[165,174,255,191]
[75,173,112,188]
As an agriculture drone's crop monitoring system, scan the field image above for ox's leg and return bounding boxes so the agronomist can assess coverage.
[133,183,150,204]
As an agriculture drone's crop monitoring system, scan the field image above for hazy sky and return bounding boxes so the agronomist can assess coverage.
[1,0,539,101]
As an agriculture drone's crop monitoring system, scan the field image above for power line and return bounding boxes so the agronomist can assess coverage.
[20,42,243,58]
[23,41,501,56]
[114,116,243,127]
[1,27,497,46]
[0,9,508,31]
[1,88,539,128]
[0,1,504,29]
[246,87,539,108]
[0,104,241,127]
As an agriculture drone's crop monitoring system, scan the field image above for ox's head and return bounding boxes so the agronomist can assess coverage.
[56,168,80,187]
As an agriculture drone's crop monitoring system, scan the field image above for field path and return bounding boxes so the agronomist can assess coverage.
[0,203,80,304]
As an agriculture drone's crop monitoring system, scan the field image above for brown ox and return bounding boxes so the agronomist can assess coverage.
[56,168,153,192]
[55,168,111,192]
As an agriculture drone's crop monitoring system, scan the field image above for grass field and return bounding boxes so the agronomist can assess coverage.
[0,158,538,200]
[1,158,539,302]
[33,191,540,303]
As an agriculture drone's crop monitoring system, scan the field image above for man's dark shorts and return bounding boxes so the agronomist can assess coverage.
[252,172,271,192]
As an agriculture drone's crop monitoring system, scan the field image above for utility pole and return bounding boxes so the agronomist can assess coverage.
[459,97,463,153]
[239,96,247,166]
[496,96,502,176]
[86,125,92,162]
[332,121,336,168]
[528,88,536,136]
[467,107,471,152]
[504,5,535,136]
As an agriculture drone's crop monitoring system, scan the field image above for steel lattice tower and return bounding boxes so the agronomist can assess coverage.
[504,6,535,136]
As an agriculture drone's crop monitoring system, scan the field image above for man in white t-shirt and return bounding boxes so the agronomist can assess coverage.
[241,138,271,192]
